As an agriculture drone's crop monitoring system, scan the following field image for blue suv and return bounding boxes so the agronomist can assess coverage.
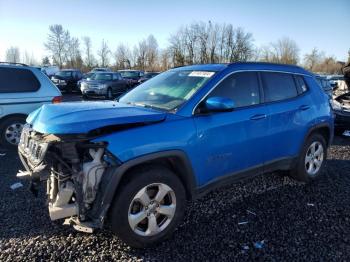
[18,63,333,248]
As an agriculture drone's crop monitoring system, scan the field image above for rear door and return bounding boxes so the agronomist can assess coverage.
[193,71,268,185]
[260,72,312,168]
[112,73,126,94]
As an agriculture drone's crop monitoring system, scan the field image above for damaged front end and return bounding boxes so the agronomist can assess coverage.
[18,124,120,232]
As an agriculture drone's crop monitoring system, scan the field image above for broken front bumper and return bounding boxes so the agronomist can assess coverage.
[18,124,49,178]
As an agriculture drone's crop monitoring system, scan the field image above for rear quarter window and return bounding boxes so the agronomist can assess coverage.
[294,75,308,94]
[261,72,298,102]
[0,67,40,93]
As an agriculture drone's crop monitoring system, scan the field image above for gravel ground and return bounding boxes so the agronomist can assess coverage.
[1,132,350,261]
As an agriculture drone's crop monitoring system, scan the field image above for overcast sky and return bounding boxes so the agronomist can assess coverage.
[0,0,349,63]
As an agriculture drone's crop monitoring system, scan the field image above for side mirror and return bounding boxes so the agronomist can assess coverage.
[205,97,234,112]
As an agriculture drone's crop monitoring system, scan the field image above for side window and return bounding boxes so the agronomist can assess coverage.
[0,67,40,93]
[207,72,260,108]
[261,72,298,102]
[113,74,119,80]
[294,75,308,94]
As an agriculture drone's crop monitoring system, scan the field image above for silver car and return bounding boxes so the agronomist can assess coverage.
[0,62,61,148]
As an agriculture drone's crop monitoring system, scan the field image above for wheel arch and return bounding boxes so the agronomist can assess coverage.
[305,123,332,147]
[98,150,197,222]
[0,113,28,125]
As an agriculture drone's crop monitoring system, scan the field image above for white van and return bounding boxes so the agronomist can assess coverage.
[0,63,62,148]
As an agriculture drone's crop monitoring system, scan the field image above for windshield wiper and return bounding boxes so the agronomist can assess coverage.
[127,102,167,111]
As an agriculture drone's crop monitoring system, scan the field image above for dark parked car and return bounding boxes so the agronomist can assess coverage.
[51,69,83,92]
[77,72,95,90]
[332,65,350,135]
[332,92,350,135]
[118,70,144,87]
[138,72,160,84]
[91,67,110,72]
[80,72,129,99]
[315,75,333,97]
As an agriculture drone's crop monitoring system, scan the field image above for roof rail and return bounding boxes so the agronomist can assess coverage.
[0,61,29,67]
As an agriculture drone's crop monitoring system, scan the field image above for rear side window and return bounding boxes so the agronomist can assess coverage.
[208,72,260,108]
[0,67,40,93]
[294,75,308,94]
[261,72,298,102]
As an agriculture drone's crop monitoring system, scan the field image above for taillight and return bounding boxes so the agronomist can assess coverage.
[52,96,62,104]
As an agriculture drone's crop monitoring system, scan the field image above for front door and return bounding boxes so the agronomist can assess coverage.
[193,71,268,186]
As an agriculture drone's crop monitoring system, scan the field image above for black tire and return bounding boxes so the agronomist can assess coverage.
[106,88,113,100]
[109,165,186,248]
[290,133,327,182]
[0,116,26,149]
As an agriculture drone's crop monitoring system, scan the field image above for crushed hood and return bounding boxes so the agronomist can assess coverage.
[27,101,167,134]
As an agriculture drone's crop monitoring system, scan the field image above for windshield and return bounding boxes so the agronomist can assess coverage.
[119,71,139,78]
[119,70,215,111]
[91,73,112,81]
[55,71,72,77]
[83,73,94,79]
[144,72,158,78]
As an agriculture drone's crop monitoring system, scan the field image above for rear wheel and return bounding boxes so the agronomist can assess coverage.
[290,133,327,182]
[0,116,26,149]
[109,165,186,248]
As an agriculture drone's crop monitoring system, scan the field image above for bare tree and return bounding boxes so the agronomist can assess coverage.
[259,37,299,64]
[66,37,81,68]
[5,46,20,63]
[146,35,159,70]
[97,39,111,67]
[169,30,186,67]
[82,36,95,68]
[44,24,70,67]
[135,39,147,70]
[303,48,324,71]
[114,44,131,69]
[159,48,171,71]
[231,27,254,62]
[271,37,299,64]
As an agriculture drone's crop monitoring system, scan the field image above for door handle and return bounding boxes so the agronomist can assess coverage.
[299,105,310,111]
[250,114,267,120]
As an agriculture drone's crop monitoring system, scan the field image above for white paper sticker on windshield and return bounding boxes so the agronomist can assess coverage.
[189,71,215,78]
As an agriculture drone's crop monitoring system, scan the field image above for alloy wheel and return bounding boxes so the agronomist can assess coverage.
[128,183,176,237]
[305,141,324,176]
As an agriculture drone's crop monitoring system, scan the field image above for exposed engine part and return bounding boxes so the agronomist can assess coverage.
[54,181,74,207]
[49,204,77,221]
[47,172,78,220]
[82,148,106,204]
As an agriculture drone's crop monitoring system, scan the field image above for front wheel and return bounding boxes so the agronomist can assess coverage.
[290,133,327,182]
[109,165,186,248]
